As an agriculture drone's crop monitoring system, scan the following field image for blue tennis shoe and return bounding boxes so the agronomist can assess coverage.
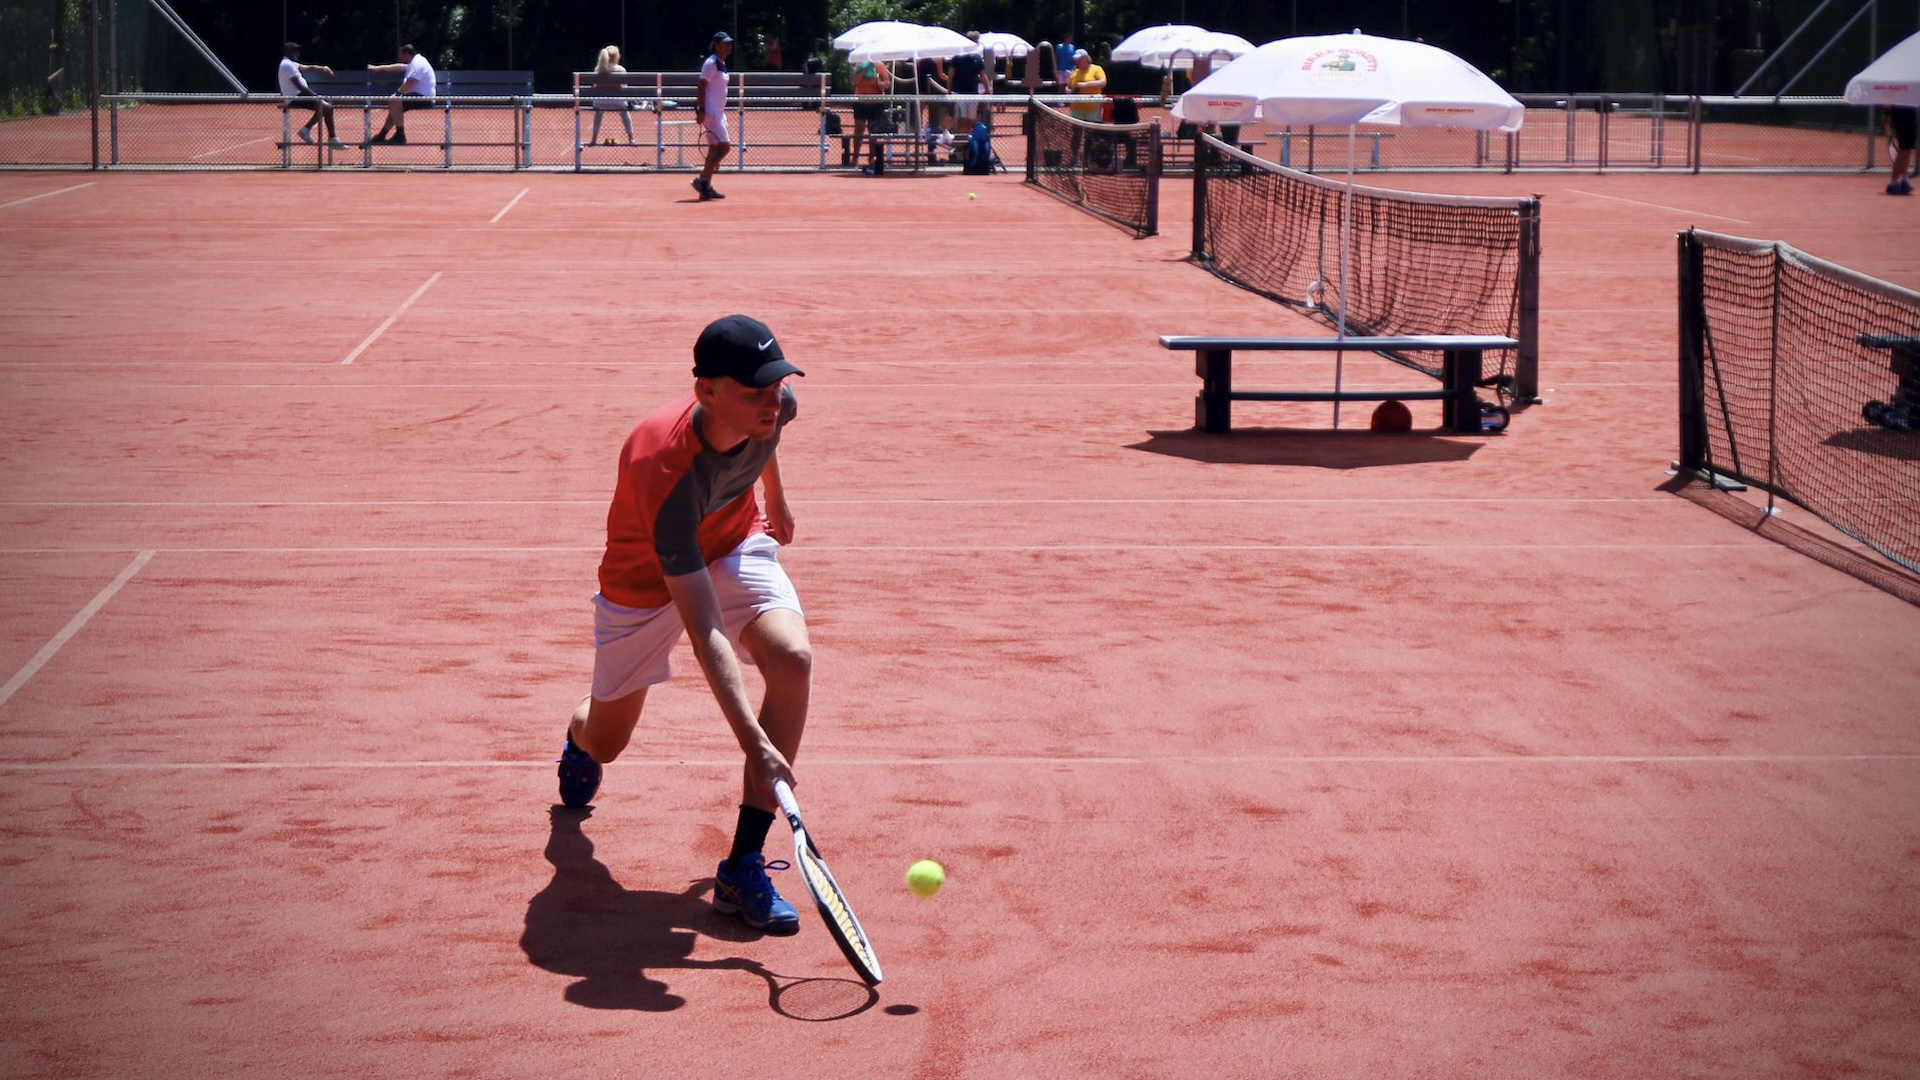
[556,731,601,809]
[713,853,801,935]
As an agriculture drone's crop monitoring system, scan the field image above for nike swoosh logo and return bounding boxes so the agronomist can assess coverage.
[758,339,774,351]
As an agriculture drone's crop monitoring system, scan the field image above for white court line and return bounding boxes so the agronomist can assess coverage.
[2,752,1915,772]
[1567,188,1750,224]
[192,135,273,161]
[0,543,1757,555]
[0,550,154,710]
[340,271,441,365]
[489,187,529,224]
[0,496,1671,507]
[0,182,95,211]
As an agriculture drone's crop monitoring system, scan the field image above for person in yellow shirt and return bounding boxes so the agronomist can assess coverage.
[1066,48,1105,122]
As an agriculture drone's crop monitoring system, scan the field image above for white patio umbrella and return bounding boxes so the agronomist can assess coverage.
[1139,31,1255,70]
[845,25,979,64]
[976,31,1033,59]
[1846,30,1920,107]
[833,21,923,52]
[1111,24,1210,63]
[1175,31,1523,425]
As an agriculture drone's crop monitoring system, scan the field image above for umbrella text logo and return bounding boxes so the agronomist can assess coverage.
[1302,48,1378,87]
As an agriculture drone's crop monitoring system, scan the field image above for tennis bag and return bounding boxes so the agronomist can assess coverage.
[963,122,994,175]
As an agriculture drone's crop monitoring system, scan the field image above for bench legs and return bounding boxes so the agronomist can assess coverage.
[1194,346,1490,434]
[1441,348,1478,434]
[1196,349,1232,433]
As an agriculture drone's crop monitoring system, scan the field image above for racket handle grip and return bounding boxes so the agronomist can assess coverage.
[773,778,802,825]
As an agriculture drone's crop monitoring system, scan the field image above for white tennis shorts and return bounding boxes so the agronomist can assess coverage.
[701,113,730,145]
[590,533,800,701]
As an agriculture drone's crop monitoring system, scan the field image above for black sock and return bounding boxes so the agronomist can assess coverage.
[728,805,776,866]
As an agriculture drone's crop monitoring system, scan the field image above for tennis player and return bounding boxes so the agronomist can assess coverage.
[558,314,809,934]
[692,32,733,200]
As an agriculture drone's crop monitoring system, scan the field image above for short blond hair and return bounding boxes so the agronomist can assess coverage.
[595,45,620,73]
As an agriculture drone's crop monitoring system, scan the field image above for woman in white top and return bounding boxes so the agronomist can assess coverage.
[590,44,634,145]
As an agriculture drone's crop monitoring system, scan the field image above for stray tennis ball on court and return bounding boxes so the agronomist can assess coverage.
[967,192,977,200]
[906,859,945,897]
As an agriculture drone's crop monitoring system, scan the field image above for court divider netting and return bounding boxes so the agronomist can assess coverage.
[1189,133,1542,405]
[1024,100,1161,238]
[1678,228,1920,581]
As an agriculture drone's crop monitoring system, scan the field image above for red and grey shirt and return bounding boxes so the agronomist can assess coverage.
[597,387,797,608]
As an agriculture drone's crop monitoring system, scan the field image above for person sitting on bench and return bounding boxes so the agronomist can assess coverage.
[279,42,346,149]
[365,43,436,145]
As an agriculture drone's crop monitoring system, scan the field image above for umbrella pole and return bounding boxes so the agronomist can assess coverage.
[1334,123,1355,430]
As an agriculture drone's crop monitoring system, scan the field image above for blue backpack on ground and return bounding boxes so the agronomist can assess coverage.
[963,122,995,175]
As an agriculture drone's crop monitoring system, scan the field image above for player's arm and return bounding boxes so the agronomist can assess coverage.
[760,451,793,545]
[300,64,334,77]
[367,62,405,73]
[696,67,711,119]
[663,567,793,800]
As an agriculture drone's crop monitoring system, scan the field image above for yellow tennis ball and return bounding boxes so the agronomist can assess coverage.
[967,192,977,200]
[906,859,945,897]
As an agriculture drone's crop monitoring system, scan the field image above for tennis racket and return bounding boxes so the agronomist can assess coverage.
[1890,135,1900,164]
[772,779,883,986]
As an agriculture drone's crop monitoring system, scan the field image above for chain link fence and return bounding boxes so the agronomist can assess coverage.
[0,90,1895,173]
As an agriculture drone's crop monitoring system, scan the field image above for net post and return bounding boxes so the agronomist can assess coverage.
[1143,119,1161,237]
[1190,134,1209,259]
[1515,197,1542,402]
[1676,228,1709,474]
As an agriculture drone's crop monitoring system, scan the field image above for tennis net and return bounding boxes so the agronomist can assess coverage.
[1024,100,1160,237]
[1678,228,1920,577]
[1190,134,1541,401]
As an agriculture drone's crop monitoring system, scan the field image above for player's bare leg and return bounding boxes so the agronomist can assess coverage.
[735,609,811,812]
[695,139,731,199]
[571,688,646,762]
[557,688,644,808]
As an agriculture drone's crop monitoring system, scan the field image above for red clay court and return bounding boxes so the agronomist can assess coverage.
[2,167,1918,1079]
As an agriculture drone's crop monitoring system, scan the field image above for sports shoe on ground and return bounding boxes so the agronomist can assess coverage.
[296,128,314,144]
[328,138,348,150]
[1888,178,1912,195]
[556,730,601,809]
[390,130,407,145]
[712,853,800,934]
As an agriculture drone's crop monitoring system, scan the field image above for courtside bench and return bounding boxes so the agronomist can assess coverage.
[1159,334,1518,433]
[281,70,533,168]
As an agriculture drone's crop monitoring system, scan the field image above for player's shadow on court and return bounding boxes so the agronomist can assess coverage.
[522,807,878,1020]
[1128,428,1482,468]
[1823,426,1920,462]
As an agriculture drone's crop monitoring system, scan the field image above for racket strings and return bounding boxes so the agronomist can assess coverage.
[800,849,878,968]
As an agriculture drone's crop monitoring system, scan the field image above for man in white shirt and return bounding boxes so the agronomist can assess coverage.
[365,43,436,146]
[278,42,346,149]
[692,32,733,201]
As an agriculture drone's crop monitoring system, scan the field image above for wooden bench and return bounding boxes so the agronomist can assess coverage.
[1158,334,1519,433]
[283,70,534,167]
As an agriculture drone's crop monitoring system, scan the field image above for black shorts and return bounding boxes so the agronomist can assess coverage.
[397,92,432,111]
[1891,107,1917,152]
[853,101,884,123]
